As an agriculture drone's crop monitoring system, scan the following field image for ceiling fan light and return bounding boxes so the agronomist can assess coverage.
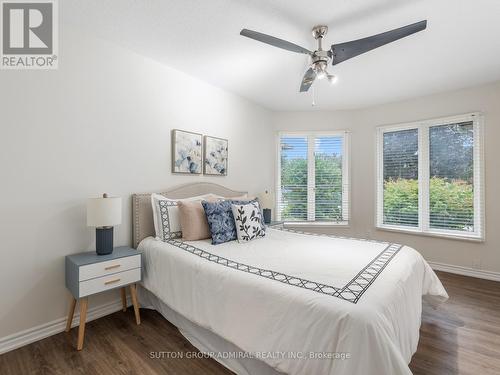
[316,71,326,80]
[327,74,338,84]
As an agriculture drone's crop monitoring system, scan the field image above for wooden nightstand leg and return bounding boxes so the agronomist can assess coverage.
[129,284,141,325]
[120,288,127,312]
[65,297,77,332]
[77,297,88,351]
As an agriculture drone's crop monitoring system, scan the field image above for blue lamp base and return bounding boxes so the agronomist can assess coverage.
[263,209,272,224]
[96,227,114,255]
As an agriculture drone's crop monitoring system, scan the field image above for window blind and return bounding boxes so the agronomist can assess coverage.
[277,132,349,224]
[429,122,475,232]
[278,136,308,221]
[377,113,484,240]
[314,136,344,221]
[382,128,419,227]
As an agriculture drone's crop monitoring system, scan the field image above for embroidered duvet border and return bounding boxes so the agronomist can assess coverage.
[166,229,402,304]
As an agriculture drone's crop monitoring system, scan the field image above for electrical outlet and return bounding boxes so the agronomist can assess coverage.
[472,259,482,269]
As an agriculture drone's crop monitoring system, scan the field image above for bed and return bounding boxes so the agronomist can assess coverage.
[132,183,448,375]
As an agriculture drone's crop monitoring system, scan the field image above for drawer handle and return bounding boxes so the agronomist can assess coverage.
[104,278,121,285]
[104,264,121,271]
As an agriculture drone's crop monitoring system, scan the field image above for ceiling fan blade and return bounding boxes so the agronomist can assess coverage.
[300,67,316,92]
[330,20,427,65]
[240,29,312,55]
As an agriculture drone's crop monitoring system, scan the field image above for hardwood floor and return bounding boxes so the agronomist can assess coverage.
[1,271,499,375]
[409,271,500,375]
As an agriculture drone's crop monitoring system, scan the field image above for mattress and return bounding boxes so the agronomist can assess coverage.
[138,227,448,375]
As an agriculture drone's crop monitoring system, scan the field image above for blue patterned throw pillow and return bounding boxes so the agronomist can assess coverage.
[202,200,238,245]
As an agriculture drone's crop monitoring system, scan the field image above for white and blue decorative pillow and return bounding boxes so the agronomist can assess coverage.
[231,202,266,243]
[202,200,237,245]
[151,193,182,241]
[152,193,218,242]
[232,199,266,231]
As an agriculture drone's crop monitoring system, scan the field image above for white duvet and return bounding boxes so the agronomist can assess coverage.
[139,228,448,375]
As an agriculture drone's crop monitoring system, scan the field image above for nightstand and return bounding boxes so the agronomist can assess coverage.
[65,246,142,350]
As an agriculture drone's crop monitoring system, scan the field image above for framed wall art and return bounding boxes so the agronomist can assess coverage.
[203,136,228,176]
[171,130,203,174]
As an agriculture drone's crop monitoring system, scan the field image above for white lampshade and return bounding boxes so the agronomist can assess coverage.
[257,190,273,209]
[87,195,122,227]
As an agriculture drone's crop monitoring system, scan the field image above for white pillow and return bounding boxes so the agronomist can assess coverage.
[151,193,217,241]
[231,202,266,243]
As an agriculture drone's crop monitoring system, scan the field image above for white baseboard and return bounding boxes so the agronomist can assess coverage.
[0,298,128,355]
[429,261,500,282]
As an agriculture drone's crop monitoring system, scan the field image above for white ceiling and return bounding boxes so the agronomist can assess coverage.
[65,0,500,111]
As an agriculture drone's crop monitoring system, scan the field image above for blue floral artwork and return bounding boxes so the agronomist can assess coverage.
[204,136,228,176]
[172,130,202,174]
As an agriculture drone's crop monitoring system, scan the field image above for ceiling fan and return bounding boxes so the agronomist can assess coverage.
[240,20,427,92]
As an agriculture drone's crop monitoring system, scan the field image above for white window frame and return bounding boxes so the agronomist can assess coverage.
[376,112,485,241]
[276,130,350,226]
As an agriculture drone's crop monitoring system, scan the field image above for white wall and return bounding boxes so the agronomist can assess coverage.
[1,15,499,351]
[272,81,500,274]
[0,27,274,340]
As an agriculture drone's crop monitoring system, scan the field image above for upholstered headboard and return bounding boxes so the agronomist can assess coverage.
[131,182,247,248]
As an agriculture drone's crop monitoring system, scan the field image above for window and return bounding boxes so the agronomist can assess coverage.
[376,113,484,240]
[276,132,349,224]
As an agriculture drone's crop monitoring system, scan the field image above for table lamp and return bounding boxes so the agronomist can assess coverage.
[258,190,273,224]
[87,193,122,255]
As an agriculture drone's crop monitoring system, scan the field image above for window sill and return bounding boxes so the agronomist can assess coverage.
[376,225,484,242]
[283,221,350,229]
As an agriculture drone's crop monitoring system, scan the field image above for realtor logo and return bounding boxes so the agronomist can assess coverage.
[1,0,58,69]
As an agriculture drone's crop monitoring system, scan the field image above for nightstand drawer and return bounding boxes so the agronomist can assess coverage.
[79,254,141,281]
[79,268,141,297]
